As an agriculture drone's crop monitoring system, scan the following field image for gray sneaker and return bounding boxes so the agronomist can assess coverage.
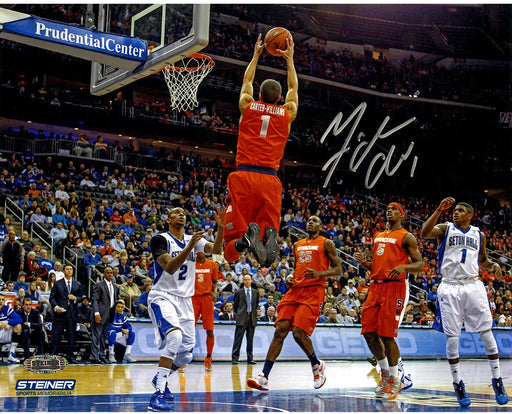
[108,354,117,363]
[123,354,136,363]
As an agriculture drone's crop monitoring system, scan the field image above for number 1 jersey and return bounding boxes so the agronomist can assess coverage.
[438,222,480,281]
[236,100,289,170]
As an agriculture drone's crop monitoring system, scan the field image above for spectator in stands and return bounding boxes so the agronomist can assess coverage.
[14,273,29,292]
[325,308,340,324]
[234,255,251,276]
[110,210,123,227]
[0,229,22,283]
[49,262,64,281]
[19,230,34,253]
[74,134,93,157]
[118,274,141,315]
[334,305,351,325]
[110,233,125,251]
[137,284,150,318]
[317,303,332,324]
[219,301,235,321]
[260,306,277,323]
[55,184,69,201]
[401,312,416,326]
[84,245,102,282]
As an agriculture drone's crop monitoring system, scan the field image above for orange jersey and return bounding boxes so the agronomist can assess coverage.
[236,101,289,170]
[293,236,330,288]
[194,258,219,296]
[371,229,409,281]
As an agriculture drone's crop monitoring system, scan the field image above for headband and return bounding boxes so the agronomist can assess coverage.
[388,202,405,217]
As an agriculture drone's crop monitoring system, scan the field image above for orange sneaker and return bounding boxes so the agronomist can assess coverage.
[204,356,212,371]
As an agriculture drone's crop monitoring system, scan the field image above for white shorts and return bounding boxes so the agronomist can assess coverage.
[437,279,492,336]
[0,326,13,344]
[148,289,195,351]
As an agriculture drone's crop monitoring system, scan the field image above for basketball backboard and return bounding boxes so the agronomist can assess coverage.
[90,4,210,96]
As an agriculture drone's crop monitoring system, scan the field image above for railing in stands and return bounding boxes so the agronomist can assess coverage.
[4,198,24,234]
[31,222,54,261]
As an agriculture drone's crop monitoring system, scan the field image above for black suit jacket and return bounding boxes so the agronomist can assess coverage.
[91,279,119,323]
[15,307,43,331]
[233,287,258,327]
[49,278,82,321]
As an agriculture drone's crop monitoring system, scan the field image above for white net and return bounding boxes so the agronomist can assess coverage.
[162,53,215,112]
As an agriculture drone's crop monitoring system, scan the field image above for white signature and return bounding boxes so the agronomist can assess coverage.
[320,102,418,189]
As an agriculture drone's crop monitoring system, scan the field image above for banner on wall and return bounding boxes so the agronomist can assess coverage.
[128,320,512,360]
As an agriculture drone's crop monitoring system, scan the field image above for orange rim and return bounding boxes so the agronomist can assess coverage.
[153,53,214,74]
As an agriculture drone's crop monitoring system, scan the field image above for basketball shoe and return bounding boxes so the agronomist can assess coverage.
[148,390,173,411]
[375,371,390,397]
[383,375,402,400]
[237,223,266,264]
[151,374,174,402]
[204,356,212,371]
[397,363,413,392]
[312,360,326,389]
[7,353,20,364]
[263,226,279,266]
[492,377,509,405]
[247,373,269,391]
[453,380,471,407]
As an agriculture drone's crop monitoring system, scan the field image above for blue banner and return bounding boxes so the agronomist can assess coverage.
[128,320,512,360]
[2,16,146,61]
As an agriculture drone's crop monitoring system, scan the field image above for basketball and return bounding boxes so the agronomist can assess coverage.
[264,27,292,56]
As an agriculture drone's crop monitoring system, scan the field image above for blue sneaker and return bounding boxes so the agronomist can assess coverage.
[152,374,174,402]
[492,377,509,405]
[453,380,471,407]
[148,391,173,411]
[399,371,413,392]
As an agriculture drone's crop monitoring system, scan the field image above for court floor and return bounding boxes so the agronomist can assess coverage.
[0,359,510,412]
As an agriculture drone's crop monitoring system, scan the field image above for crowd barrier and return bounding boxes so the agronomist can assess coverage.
[128,320,512,361]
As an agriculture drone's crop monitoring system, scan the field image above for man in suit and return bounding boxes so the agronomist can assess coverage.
[49,264,82,363]
[231,274,258,364]
[260,306,277,323]
[90,267,118,363]
[16,297,44,358]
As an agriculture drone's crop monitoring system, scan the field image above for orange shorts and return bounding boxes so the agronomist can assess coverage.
[360,280,407,338]
[224,170,282,243]
[276,285,324,336]
[192,294,214,331]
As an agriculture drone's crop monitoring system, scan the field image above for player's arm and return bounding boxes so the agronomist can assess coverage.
[478,231,502,277]
[354,250,371,271]
[422,197,454,241]
[279,37,298,126]
[239,34,264,115]
[304,239,342,279]
[151,233,203,275]
[204,207,225,256]
[388,233,424,279]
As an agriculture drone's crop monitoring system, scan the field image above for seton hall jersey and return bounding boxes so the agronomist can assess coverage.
[293,236,330,288]
[236,101,289,170]
[151,232,207,298]
[371,229,409,281]
[438,222,481,281]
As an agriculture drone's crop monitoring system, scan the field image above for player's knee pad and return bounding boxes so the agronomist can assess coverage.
[479,329,498,355]
[173,350,193,368]
[161,329,183,361]
[446,335,460,360]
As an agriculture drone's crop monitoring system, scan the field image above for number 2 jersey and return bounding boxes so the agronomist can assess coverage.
[236,100,289,170]
[438,222,480,281]
[150,232,207,298]
[293,236,330,288]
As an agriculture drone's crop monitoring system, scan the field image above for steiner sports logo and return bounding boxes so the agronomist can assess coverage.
[24,354,68,374]
[16,380,75,396]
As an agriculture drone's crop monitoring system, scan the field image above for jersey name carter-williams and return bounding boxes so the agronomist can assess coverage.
[249,102,285,116]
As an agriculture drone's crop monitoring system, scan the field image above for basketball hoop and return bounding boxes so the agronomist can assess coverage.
[161,53,214,112]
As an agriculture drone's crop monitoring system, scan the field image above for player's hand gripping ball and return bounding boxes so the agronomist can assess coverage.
[264,27,292,56]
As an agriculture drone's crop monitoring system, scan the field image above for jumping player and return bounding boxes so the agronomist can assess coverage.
[192,251,220,371]
[354,203,423,400]
[247,215,341,390]
[422,197,508,407]
[223,33,298,266]
[148,207,224,411]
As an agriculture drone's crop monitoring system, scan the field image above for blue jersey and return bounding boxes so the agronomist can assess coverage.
[0,304,22,326]
[109,312,132,332]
